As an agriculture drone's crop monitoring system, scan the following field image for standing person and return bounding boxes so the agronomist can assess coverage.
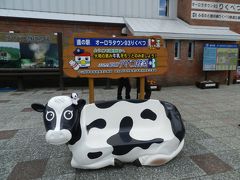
[117,78,131,100]
[136,77,152,99]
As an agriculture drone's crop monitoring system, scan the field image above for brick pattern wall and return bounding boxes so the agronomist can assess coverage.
[158,40,229,86]
[178,0,240,34]
[0,17,235,86]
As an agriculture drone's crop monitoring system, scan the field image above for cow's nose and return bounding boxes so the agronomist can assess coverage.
[53,131,64,137]
[45,129,72,145]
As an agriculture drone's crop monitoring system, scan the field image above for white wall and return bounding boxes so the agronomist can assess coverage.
[0,0,178,19]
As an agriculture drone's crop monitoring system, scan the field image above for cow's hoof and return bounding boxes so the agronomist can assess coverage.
[114,159,124,168]
[133,159,142,167]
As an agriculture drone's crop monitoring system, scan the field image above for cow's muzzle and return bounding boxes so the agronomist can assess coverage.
[45,129,72,145]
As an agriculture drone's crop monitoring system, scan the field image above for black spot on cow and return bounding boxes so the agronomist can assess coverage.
[87,151,103,159]
[126,99,148,103]
[87,118,106,132]
[68,103,85,146]
[95,100,118,109]
[107,116,163,156]
[160,101,185,142]
[95,99,148,109]
[43,106,56,131]
[140,109,157,121]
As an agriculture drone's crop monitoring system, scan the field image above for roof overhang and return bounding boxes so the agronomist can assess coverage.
[1,9,240,41]
[0,9,124,24]
[125,18,240,41]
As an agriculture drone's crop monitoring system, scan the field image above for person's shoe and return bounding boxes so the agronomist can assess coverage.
[125,95,131,99]
[117,96,122,100]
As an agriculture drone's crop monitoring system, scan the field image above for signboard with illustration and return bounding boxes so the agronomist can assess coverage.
[203,44,238,71]
[63,33,168,79]
[0,32,59,68]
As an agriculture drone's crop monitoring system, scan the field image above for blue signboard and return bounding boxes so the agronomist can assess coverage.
[203,44,238,71]
[74,38,148,47]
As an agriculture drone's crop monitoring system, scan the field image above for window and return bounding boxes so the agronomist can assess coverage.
[159,0,169,16]
[174,40,181,59]
[188,41,194,60]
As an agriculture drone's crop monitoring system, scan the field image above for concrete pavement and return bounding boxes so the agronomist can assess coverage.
[0,85,240,180]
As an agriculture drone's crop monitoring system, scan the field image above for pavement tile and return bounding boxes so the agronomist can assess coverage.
[216,136,240,150]
[1,128,42,151]
[21,107,34,112]
[0,130,18,140]
[43,157,75,177]
[190,153,233,175]
[41,173,76,180]
[0,149,27,165]
[10,93,24,96]
[200,126,240,138]
[160,156,206,179]
[181,140,210,156]
[62,92,71,95]
[0,100,10,103]
[206,169,240,180]
[189,120,226,129]
[22,134,71,161]
[7,159,48,180]
[184,124,212,141]
[0,161,17,179]
[5,116,44,130]
[214,149,240,170]
[186,169,240,180]
[43,92,55,94]
[197,138,233,153]
[220,118,240,126]
[76,165,178,180]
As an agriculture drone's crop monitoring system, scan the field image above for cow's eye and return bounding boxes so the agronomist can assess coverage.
[46,111,55,121]
[64,110,73,120]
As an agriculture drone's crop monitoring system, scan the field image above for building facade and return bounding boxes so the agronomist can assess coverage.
[0,0,240,86]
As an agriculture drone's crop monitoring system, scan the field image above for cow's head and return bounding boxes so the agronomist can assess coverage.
[31,94,86,145]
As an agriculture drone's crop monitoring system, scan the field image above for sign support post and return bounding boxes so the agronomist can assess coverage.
[139,77,145,100]
[63,33,169,102]
[227,70,231,85]
[204,72,208,81]
[89,78,94,103]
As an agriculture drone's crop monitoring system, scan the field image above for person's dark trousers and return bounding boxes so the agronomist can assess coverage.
[144,83,151,99]
[136,78,151,99]
[117,78,131,100]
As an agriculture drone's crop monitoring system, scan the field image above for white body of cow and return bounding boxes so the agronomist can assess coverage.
[69,100,184,169]
[32,96,185,169]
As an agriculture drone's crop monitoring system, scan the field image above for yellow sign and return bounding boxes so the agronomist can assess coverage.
[63,33,168,79]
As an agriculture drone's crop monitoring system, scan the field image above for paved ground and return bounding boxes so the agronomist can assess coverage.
[0,85,240,180]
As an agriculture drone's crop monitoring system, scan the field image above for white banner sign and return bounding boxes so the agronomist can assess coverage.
[192,0,240,13]
[191,11,240,22]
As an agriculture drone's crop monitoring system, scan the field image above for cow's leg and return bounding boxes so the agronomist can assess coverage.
[136,140,184,166]
[138,154,170,166]
[114,159,124,168]
[71,156,115,169]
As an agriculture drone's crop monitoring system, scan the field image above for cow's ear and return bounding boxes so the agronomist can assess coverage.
[31,103,45,112]
[77,99,86,108]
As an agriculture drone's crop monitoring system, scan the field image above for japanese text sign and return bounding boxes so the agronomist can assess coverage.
[63,33,168,79]
[203,44,238,71]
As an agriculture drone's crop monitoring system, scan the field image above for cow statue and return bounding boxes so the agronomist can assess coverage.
[31,93,185,169]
